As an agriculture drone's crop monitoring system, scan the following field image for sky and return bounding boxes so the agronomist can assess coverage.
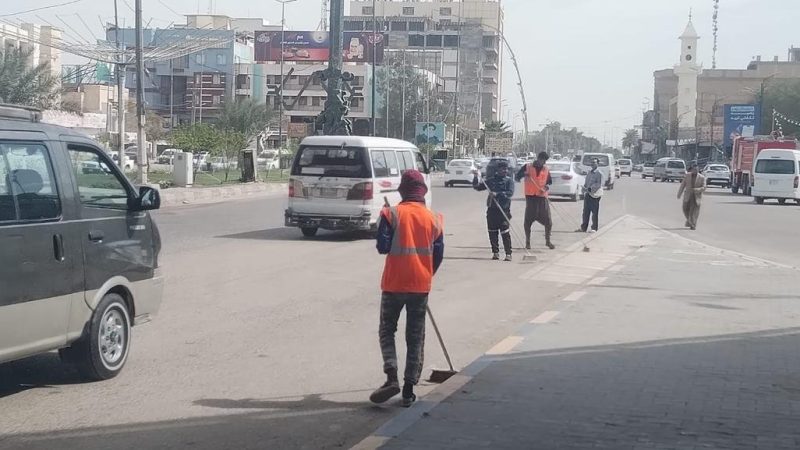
[2,0,799,146]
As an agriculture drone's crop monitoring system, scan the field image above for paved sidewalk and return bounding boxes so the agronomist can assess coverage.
[360,217,800,450]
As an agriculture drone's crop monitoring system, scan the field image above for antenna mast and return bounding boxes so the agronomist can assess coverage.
[712,0,719,69]
[319,0,329,31]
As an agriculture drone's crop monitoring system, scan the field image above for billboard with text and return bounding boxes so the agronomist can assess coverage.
[724,104,760,149]
[255,31,386,63]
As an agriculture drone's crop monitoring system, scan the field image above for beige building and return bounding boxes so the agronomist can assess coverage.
[0,23,62,80]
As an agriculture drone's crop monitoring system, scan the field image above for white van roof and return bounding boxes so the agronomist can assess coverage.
[757,149,800,158]
[300,135,418,149]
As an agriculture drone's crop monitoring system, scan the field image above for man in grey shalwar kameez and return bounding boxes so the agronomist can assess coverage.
[677,162,706,230]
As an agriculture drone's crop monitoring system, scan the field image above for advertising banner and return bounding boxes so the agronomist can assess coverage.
[484,132,514,154]
[255,31,386,63]
[415,122,446,147]
[723,104,760,149]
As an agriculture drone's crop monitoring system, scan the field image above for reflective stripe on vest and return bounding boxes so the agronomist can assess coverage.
[524,165,549,197]
[381,203,443,294]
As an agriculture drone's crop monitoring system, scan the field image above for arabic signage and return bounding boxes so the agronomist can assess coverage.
[255,31,386,63]
[723,104,760,149]
[484,132,514,154]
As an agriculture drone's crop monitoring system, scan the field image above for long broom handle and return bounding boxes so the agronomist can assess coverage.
[480,179,533,256]
[426,304,455,372]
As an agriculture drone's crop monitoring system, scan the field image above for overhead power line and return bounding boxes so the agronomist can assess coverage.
[0,0,85,17]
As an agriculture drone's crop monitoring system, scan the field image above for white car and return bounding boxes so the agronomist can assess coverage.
[752,149,800,205]
[618,159,632,176]
[444,159,478,187]
[641,162,655,179]
[547,161,585,201]
[158,148,178,165]
[702,164,731,188]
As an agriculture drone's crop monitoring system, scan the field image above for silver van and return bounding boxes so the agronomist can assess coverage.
[0,105,163,380]
[653,158,686,182]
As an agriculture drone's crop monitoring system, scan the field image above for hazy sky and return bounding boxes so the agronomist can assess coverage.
[3,0,799,145]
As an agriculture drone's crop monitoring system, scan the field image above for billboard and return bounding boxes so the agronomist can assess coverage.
[415,122,446,147]
[724,104,760,149]
[484,132,514,154]
[255,31,386,63]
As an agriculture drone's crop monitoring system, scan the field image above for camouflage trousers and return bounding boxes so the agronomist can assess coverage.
[379,292,428,385]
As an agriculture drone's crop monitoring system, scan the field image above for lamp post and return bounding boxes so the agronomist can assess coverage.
[276,0,297,157]
[371,0,376,136]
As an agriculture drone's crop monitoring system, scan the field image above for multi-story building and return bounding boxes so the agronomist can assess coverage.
[0,23,63,89]
[346,0,504,133]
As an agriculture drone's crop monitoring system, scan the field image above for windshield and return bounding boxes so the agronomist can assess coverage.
[548,163,571,172]
[619,160,631,165]
[449,160,473,167]
[581,155,609,167]
[667,161,685,169]
[644,162,655,167]
[755,159,797,175]
[707,165,729,171]
[292,146,369,178]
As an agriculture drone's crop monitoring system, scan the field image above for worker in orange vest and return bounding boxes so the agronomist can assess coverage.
[515,152,555,250]
[370,170,444,407]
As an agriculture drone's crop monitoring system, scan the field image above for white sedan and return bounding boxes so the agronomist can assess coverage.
[547,161,585,201]
[445,159,478,187]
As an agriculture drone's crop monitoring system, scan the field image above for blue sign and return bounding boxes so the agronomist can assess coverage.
[724,104,760,149]
[415,122,446,147]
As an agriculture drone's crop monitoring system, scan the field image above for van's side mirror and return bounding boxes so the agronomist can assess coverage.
[130,186,161,211]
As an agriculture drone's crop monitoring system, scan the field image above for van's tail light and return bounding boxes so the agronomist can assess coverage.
[561,174,573,180]
[795,176,799,189]
[347,182,373,201]
[289,179,305,198]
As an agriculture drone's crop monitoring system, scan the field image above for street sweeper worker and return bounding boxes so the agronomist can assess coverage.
[371,170,444,407]
[473,160,514,261]
[515,151,555,250]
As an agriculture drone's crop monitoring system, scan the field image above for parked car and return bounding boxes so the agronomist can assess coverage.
[702,164,731,188]
[547,161,585,201]
[618,158,633,176]
[445,159,478,187]
[209,156,238,171]
[286,136,431,237]
[0,104,163,380]
[751,149,800,205]
[158,148,178,165]
[641,162,655,179]
[193,151,210,171]
[653,158,686,182]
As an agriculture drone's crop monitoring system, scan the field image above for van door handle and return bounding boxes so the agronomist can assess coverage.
[53,234,65,262]
[88,231,105,243]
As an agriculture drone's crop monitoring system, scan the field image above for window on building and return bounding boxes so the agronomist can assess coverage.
[213,74,221,85]
[408,35,425,47]
[274,97,281,108]
[426,35,443,47]
[443,35,459,47]
[216,54,227,65]
[402,7,414,16]
[483,36,496,47]
[408,21,425,31]
[312,97,320,106]
[344,21,364,31]
[298,97,308,106]
[196,74,202,84]
[362,6,374,15]
[0,143,61,221]
[213,95,221,105]
[439,7,452,16]
[351,98,360,108]
[391,21,407,31]
[195,53,205,64]
[298,75,309,86]
[353,76,363,86]
[312,75,321,85]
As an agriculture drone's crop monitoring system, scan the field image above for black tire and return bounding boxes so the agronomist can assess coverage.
[570,194,578,202]
[778,198,786,205]
[641,175,645,179]
[60,293,131,381]
[301,227,319,237]
[732,184,739,194]
[755,197,764,205]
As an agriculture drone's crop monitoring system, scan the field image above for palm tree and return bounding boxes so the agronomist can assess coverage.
[622,128,640,153]
[484,120,510,133]
[0,47,59,108]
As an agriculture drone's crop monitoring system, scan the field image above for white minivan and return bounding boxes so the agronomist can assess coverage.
[580,153,615,189]
[285,136,432,237]
[752,149,800,205]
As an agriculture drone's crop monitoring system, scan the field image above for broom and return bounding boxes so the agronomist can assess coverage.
[383,196,458,383]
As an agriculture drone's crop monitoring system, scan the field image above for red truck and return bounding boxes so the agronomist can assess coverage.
[730,136,798,195]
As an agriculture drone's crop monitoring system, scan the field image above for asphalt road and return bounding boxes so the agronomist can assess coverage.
[1,173,797,449]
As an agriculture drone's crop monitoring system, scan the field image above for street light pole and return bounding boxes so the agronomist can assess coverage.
[134,0,148,184]
[371,0,376,136]
[276,0,297,174]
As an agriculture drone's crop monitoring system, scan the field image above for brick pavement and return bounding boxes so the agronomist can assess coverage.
[366,216,800,450]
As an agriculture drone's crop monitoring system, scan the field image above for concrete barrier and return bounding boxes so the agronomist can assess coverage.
[159,182,287,207]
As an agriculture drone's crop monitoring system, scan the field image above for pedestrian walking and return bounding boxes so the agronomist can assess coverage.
[473,160,514,261]
[677,162,705,230]
[515,152,556,250]
[371,170,444,407]
[578,158,603,233]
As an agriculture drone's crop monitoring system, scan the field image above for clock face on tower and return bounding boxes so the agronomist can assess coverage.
[686,55,693,61]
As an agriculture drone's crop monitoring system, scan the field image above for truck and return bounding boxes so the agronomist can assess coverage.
[730,136,798,195]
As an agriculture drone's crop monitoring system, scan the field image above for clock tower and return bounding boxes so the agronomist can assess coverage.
[674,16,701,129]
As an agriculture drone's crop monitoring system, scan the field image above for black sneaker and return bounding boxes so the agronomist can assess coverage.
[504,254,512,262]
[492,252,500,260]
[369,381,400,404]
[546,241,555,250]
[401,393,417,408]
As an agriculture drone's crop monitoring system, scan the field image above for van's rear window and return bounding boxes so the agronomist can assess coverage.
[755,159,796,175]
[667,161,685,169]
[582,155,609,167]
[292,146,369,178]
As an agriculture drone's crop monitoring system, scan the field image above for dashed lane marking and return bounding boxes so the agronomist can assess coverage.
[530,311,560,324]
[486,336,524,355]
[562,290,587,302]
[589,276,607,285]
[608,264,624,272]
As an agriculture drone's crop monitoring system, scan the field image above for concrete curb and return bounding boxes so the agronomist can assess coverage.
[350,216,633,450]
[159,182,287,207]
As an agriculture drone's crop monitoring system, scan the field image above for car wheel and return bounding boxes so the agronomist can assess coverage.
[301,227,319,237]
[778,198,786,205]
[60,293,131,381]
[755,197,764,205]
[652,176,656,182]
[570,194,578,202]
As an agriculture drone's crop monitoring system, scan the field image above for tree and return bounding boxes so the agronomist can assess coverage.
[170,123,220,154]
[515,122,602,156]
[0,47,59,108]
[761,79,800,136]
[622,128,640,154]
[216,98,274,147]
[484,120,510,132]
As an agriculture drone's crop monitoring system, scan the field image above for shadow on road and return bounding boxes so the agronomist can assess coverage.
[0,353,85,399]
[217,227,370,242]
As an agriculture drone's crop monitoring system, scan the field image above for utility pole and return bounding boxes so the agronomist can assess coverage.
[318,0,351,135]
[135,0,148,184]
[371,0,376,136]
[450,0,463,158]
[276,0,297,163]
[114,0,127,172]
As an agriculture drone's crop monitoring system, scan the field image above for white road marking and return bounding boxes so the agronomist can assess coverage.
[608,265,624,272]
[486,336,524,355]
[530,311,560,324]
[562,290,587,302]
[589,276,607,285]
[624,255,638,262]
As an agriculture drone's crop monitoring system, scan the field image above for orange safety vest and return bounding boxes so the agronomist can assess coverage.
[524,164,550,197]
[381,202,443,294]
